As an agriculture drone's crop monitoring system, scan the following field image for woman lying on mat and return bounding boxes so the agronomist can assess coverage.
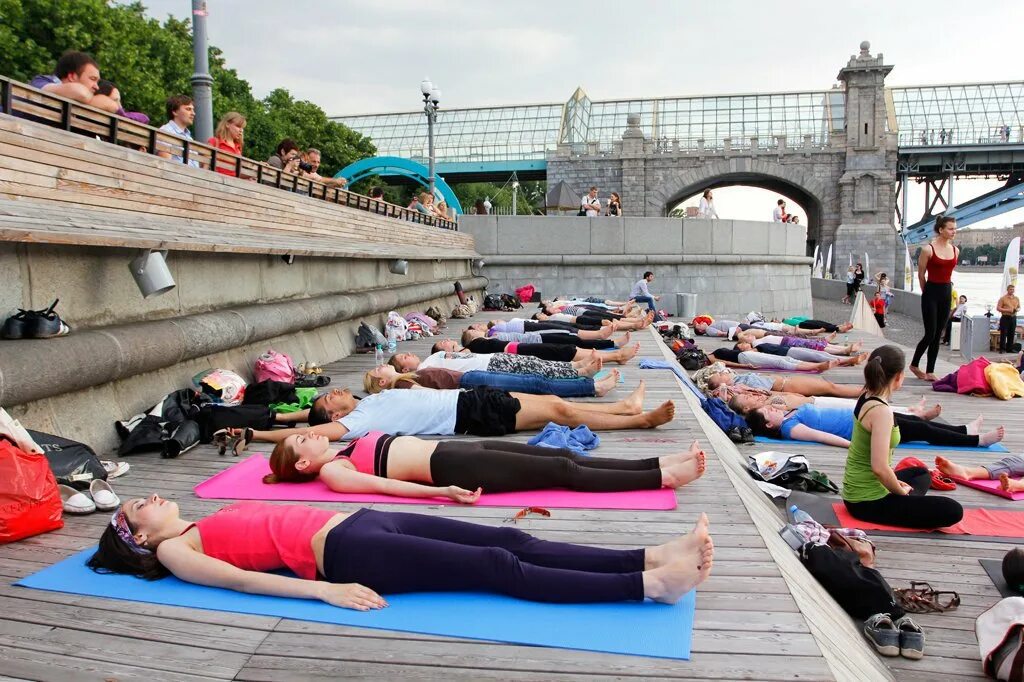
[731,341,866,367]
[727,391,942,421]
[693,319,851,338]
[534,310,653,332]
[458,326,634,351]
[734,331,863,357]
[262,431,706,501]
[391,350,603,380]
[88,498,714,607]
[365,364,619,398]
[472,319,623,342]
[693,363,863,399]
[935,456,1024,493]
[437,332,641,365]
[840,345,965,529]
[709,347,836,373]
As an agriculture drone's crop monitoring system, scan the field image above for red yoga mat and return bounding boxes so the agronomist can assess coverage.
[833,503,1024,537]
[195,454,678,510]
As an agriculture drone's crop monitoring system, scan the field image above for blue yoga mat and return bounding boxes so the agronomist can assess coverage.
[754,435,1009,453]
[17,548,695,659]
[593,368,626,383]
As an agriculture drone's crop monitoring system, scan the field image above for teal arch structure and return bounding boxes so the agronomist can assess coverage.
[336,156,464,214]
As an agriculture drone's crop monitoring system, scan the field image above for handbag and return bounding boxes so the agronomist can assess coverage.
[799,542,903,619]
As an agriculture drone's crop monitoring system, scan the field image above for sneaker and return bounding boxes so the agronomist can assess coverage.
[1,309,30,339]
[863,613,900,657]
[894,615,925,659]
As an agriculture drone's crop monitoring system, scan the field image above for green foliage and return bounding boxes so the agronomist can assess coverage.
[0,0,374,175]
[958,243,1006,264]
[451,180,546,214]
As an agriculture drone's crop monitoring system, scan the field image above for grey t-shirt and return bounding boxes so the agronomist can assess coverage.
[733,373,774,391]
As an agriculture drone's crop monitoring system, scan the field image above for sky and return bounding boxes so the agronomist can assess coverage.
[139,0,1024,227]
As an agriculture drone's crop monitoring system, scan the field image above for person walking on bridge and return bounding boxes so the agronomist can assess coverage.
[698,190,719,219]
[910,215,959,382]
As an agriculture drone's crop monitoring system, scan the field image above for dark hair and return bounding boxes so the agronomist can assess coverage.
[777,199,785,205]
[643,271,654,279]
[166,94,193,120]
[934,215,956,233]
[703,190,712,199]
[308,394,331,426]
[87,522,169,581]
[96,79,116,97]
[369,187,385,199]
[1003,548,1024,592]
[863,345,905,394]
[745,410,781,439]
[431,341,445,354]
[54,50,98,80]
[275,138,299,156]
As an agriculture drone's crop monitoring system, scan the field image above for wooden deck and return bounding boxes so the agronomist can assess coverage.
[0,310,1018,680]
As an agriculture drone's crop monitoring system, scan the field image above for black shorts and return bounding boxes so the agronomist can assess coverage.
[454,386,520,436]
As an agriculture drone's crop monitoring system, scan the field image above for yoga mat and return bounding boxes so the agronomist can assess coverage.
[952,477,1024,501]
[754,435,1009,453]
[195,454,678,510]
[981,558,1022,598]
[833,503,1024,537]
[594,368,625,383]
[17,549,695,660]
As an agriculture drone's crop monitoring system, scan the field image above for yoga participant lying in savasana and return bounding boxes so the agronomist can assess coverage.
[366,364,621,398]
[391,349,602,380]
[440,331,641,364]
[935,455,1024,493]
[226,384,675,451]
[472,319,622,341]
[735,332,863,357]
[262,431,707,501]
[693,318,851,338]
[841,345,964,529]
[534,310,653,331]
[89,497,714,606]
[461,325,633,351]
[730,342,866,367]
[709,347,837,372]
[692,363,863,399]
[727,390,942,420]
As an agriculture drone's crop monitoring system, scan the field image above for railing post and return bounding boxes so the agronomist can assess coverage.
[210,149,218,175]
[256,163,263,185]
[0,80,11,115]
[148,128,158,155]
[234,155,242,178]
[109,116,119,145]
[60,100,71,130]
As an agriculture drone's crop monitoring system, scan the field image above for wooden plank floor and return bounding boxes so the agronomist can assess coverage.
[2,309,1015,679]
[691,323,1024,681]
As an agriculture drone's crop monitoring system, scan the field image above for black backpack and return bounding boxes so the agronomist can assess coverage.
[500,293,522,310]
[676,347,709,371]
[799,543,903,619]
[483,294,505,311]
[29,430,107,490]
[355,322,387,348]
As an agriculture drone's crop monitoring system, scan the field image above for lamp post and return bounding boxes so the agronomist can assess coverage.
[190,0,214,142]
[512,180,520,216]
[420,78,441,198]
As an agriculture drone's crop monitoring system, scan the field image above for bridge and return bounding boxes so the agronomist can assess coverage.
[334,43,1024,267]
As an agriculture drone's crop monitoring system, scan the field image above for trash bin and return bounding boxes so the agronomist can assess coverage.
[676,293,697,320]
[960,315,993,361]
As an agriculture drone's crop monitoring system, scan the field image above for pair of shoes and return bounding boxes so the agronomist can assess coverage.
[212,428,253,457]
[1,299,71,339]
[294,373,330,388]
[863,613,924,658]
[58,480,121,514]
[100,460,130,479]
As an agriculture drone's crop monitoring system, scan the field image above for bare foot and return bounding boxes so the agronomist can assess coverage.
[646,513,710,569]
[622,380,646,414]
[913,397,941,421]
[826,332,837,344]
[645,400,676,427]
[662,452,707,488]
[579,356,603,377]
[596,325,614,339]
[660,440,703,467]
[1000,473,1024,493]
[924,373,938,382]
[908,365,929,381]
[934,456,969,480]
[966,416,984,435]
[594,371,617,397]
[838,354,867,367]
[614,331,632,348]
[644,531,714,604]
[615,342,641,365]
[979,426,1006,447]
[850,341,863,353]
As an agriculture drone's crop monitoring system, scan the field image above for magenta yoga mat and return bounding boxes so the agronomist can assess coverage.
[195,454,678,510]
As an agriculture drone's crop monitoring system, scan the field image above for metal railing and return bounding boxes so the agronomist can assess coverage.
[0,76,457,230]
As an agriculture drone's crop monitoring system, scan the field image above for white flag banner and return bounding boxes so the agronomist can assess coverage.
[904,244,914,292]
[1003,237,1021,291]
[864,252,870,282]
[825,244,833,278]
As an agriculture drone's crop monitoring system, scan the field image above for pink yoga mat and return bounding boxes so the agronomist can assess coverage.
[951,477,1024,501]
[833,503,1024,537]
[195,454,678,510]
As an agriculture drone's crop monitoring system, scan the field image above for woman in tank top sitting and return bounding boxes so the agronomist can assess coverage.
[261,430,706,502]
[365,363,619,398]
[87,497,713,608]
[911,215,959,381]
[841,345,964,529]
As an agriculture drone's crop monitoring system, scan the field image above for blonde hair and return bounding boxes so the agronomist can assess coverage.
[214,112,246,145]
[363,369,419,394]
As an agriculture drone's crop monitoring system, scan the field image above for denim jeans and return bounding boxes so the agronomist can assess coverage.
[459,370,595,397]
[632,295,662,320]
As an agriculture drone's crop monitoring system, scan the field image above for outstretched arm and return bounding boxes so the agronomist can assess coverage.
[320,466,480,503]
[249,421,348,443]
[788,424,850,447]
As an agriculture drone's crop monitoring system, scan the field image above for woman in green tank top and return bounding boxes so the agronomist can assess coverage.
[841,345,963,529]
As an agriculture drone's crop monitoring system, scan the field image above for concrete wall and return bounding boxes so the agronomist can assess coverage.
[811,277,923,320]
[463,215,813,319]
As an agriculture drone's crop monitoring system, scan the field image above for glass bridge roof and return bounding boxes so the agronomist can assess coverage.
[332,82,1023,164]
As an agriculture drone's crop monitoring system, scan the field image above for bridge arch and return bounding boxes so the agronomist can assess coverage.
[336,156,464,214]
[652,159,832,249]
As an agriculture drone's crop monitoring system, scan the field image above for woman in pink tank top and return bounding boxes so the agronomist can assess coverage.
[87,494,714,607]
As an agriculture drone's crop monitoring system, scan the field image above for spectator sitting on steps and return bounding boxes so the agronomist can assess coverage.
[30,50,120,113]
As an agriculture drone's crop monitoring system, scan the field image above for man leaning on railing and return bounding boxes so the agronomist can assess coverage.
[30,50,121,114]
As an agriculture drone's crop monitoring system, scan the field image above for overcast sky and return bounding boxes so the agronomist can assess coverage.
[139,0,1024,228]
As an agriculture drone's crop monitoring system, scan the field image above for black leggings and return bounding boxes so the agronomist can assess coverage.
[430,440,662,493]
[912,281,952,373]
[843,467,964,529]
[323,509,644,602]
[515,343,576,362]
[1000,315,1017,352]
[893,413,979,447]
[798,319,840,333]
[538,332,613,350]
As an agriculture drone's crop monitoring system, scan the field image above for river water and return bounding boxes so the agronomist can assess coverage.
[946,271,1012,316]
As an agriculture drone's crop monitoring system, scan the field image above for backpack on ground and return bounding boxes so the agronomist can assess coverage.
[676,347,709,370]
[253,350,296,384]
[483,294,505,311]
[425,306,447,326]
[451,304,473,319]
[500,293,522,310]
[28,430,107,490]
[356,322,387,348]
[799,542,902,620]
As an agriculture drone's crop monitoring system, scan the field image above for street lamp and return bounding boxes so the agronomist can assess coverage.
[420,77,441,198]
[512,180,520,216]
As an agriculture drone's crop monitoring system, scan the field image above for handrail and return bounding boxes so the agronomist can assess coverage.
[0,75,457,230]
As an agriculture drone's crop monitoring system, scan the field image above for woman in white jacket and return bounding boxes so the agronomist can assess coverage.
[697,190,719,219]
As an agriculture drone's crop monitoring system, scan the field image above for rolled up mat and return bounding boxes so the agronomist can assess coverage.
[17,548,696,659]
[950,476,1024,501]
[833,503,1024,537]
[754,435,1009,453]
[195,454,678,510]
[980,558,1022,599]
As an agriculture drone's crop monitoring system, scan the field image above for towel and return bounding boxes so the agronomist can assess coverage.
[639,359,706,402]
[527,423,600,454]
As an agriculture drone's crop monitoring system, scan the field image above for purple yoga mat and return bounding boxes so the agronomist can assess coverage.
[194,454,678,510]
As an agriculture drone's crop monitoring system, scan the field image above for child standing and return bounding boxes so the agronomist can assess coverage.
[871,290,887,328]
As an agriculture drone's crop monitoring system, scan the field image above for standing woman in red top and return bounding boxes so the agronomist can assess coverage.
[910,215,959,381]
[207,111,246,176]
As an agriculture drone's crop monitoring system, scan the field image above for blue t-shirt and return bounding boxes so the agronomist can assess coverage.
[733,373,773,390]
[780,405,854,440]
[338,388,460,439]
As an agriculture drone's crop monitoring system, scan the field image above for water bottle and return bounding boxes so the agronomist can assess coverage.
[374,344,383,366]
[789,505,814,525]
[386,327,398,353]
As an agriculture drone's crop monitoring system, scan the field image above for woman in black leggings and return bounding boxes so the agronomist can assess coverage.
[911,216,959,381]
[263,431,707,502]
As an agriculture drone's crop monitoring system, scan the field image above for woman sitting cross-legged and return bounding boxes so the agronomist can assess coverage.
[840,345,965,529]
[88,497,714,606]
[935,455,1024,493]
[365,364,620,398]
[263,431,707,501]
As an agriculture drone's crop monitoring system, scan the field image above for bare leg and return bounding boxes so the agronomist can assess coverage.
[510,382,645,416]
[771,376,863,398]
[514,399,675,431]
[934,456,990,481]
[576,327,613,340]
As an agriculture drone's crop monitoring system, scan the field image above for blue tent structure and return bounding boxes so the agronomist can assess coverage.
[336,156,464,214]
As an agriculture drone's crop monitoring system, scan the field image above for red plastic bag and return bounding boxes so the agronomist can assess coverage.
[0,439,63,543]
[515,284,535,304]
